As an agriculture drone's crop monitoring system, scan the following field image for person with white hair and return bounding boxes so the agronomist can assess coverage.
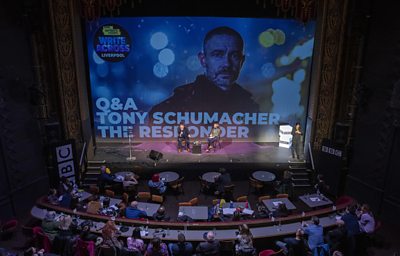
[41,211,59,241]
[196,231,220,256]
[125,201,147,219]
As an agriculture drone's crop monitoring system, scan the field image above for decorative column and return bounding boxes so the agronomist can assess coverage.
[48,0,83,144]
[311,0,349,150]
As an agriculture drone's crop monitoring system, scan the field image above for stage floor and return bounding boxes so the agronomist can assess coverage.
[93,142,303,170]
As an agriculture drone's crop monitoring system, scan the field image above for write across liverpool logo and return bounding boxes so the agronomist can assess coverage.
[94,24,131,62]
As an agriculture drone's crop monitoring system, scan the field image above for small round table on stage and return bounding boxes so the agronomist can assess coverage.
[159,171,179,183]
[252,171,276,182]
[202,172,220,183]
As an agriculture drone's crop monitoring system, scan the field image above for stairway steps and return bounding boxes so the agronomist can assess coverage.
[87,160,106,164]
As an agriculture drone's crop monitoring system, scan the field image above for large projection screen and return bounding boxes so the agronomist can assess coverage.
[85,17,316,144]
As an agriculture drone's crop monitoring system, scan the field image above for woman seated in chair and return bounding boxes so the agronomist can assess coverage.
[235,224,256,256]
[148,174,167,195]
[206,123,221,153]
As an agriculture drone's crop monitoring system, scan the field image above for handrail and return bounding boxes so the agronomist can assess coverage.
[35,195,353,229]
[308,142,315,171]
[79,141,87,169]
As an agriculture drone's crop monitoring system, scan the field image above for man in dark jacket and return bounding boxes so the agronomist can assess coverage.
[196,231,220,256]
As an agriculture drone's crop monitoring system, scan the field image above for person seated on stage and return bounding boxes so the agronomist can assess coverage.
[148,173,167,195]
[206,122,222,153]
[98,165,115,192]
[177,123,191,153]
[196,231,220,256]
[168,233,193,256]
[214,168,232,195]
[152,206,170,221]
[125,201,147,219]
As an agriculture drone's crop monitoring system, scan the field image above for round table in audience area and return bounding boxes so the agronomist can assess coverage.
[202,172,220,183]
[159,171,179,183]
[252,171,276,182]
[113,171,135,182]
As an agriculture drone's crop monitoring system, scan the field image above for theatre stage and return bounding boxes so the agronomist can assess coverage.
[92,142,305,174]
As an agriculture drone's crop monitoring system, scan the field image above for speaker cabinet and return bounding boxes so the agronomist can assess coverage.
[149,150,163,161]
[333,122,350,145]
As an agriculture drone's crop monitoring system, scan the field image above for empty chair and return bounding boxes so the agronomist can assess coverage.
[0,219,18,240]
[136,192,151,202]
[249,177,264,194]
[170,176,184,194]
[87,200,102,214]
[258,195,271,204]
[151,195,164,203]
[122,192,129,204]
[178,197,198,206]
[236,195,248,202]
[89,185,100,195]
[104,189,115,197]
[276,193,289,198]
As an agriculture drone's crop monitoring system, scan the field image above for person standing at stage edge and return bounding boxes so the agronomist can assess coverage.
[148,26,259,123]
[291,122,304,160]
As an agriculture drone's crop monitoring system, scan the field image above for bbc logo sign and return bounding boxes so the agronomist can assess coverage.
[54,141,76,184]
[321,145,343,158]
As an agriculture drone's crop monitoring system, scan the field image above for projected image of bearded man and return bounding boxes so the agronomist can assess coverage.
[149,26,259,116]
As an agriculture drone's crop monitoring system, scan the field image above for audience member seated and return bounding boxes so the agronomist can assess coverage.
[126,227,146,255]
[341,204,361,237]
[272,203,290,218]
[314,174,330,195]
[98,165,115,192]
[152,206,170,221]
[58,176,74,195]
[303,216,324,251]
[326,219,347,254]
[126,201,147,219]
[79,221,98,242]
[145,237,169,256]
[196,231,220,256]
[52,215,74,255]
[123,174,138,192]
[41,211,59,242]
[102,220,123,251]
[358,204,375,234]
[148,174,167,195]
[276,228,307,256]
[58,189,73,208]
[47,189,59,205]
[214,168,232,196]
[168,233,193,256]
[235,224,256,256]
